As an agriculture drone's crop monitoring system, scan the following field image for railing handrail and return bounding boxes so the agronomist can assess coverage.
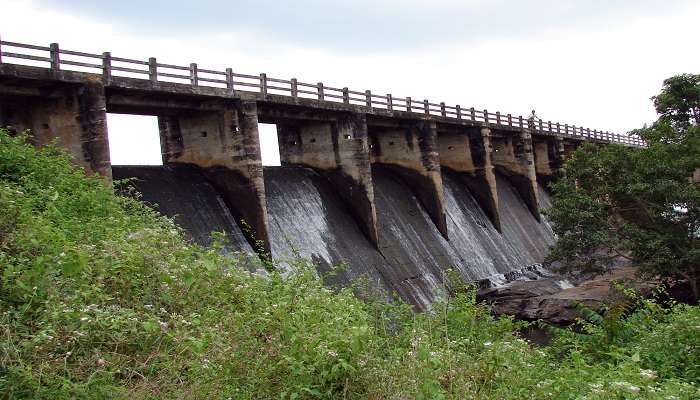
[0,38,646,147]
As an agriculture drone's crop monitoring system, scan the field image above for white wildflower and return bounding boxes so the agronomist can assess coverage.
[640,369,657,380]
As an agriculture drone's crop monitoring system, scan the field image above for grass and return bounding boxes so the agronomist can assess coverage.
[0,128,698,399]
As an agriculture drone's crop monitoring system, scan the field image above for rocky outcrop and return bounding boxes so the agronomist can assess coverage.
[478,267,655,324]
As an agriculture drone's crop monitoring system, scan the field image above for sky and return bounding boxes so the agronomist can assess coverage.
[2,0,699,165]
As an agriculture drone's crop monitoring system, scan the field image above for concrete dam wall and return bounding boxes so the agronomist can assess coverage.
[113,163,555,310]
[0,57,602,311]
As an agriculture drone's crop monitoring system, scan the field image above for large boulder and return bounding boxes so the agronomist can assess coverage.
[478,267,654,324]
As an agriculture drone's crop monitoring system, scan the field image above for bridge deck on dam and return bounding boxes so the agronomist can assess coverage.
[0,38,644,146]
[0,38,634,309]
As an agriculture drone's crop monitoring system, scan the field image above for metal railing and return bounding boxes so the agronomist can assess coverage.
[0,38,646,147]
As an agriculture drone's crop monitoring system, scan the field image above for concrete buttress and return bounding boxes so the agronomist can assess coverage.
[437,126,501,231]
[277,113,379,246]
[369,120,448,239]
[0,78,111,178]
[158,100,270,253]
[533,136,566,186]
[490,128,540,221]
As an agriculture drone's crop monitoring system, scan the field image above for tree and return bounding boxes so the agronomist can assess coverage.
[545,74,700,300]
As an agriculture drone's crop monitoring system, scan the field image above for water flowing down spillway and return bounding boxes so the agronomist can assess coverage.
[112,165,253,252]
[263,166,393,293]
[442,172,556,285]
[114,164,556,310]
[371,166,459,307]
[371,166,556,308]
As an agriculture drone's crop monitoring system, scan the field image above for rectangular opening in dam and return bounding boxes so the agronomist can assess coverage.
[106,114,162,165]
[259,123,281,166]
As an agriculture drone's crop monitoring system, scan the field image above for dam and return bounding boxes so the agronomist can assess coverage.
[0,38,642,309]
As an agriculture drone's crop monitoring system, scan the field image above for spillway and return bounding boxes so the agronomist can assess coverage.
[113,164,555,310]
[370,166,556,309]
[263,166,393,294]
[112,165,253,252]
[442,172,556,285]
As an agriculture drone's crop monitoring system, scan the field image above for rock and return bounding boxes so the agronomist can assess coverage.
[478,267,654,324]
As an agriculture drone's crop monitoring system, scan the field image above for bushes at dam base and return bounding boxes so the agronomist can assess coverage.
[1,129,698,399]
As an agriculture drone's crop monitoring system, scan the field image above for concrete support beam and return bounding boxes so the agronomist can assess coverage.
[158,100,270,253]
[491,128,540,221]
[369,120,448,238]
[277,113,379,246]
[437,127,500,231]
[0,80,111,178]
[533,137,566,186]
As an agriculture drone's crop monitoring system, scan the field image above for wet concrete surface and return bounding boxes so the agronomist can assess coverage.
[112,165,253,252]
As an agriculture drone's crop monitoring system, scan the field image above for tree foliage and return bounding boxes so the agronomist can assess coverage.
[545,74,700,299]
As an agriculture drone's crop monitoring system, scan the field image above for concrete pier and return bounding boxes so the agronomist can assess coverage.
[369,120,448,238]
[276,113,378,246]
[438,126,501,231]
[490,128,540,220]
[158,100,270,252]
[533,136,566,185]
[0,79,111,178]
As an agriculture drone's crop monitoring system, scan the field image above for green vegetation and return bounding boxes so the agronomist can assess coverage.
[545,73,700,300]
[0,128,698,399]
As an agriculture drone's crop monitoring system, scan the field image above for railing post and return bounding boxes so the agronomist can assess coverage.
[365,90,372,108]
[483,109,489,123]
[586,128,591,137]
[291,78,298,97]
[565,124,569,135]
[423,99,429,115]
[496,111,501,125]
[0,36,3,64]
[519,115,523,128]
[507,113,512,126]
[406,96,412,113]
[456,105,462,119]
[190,63,198,86]
[225,68,235,92]
[342,87,349,104]
[548,121,552,133]
[148,57,157,83]
[557,122,561,134]
[317,82,324,101]
[387,94,393,111]
[440,102,446,117]
[572,125,577,136]
[470,107,476,121]
[259,73,267,95]
[49,43,60,70]
[538,119,543,132]
[102,52,112,83]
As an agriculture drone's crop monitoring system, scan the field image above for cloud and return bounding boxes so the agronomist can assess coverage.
[2,0,700,164]
[30,0,695,53]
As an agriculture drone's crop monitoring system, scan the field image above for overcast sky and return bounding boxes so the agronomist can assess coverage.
[3,0,699,165]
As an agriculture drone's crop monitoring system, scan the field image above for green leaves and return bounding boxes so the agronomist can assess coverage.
[546,74,700,299]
